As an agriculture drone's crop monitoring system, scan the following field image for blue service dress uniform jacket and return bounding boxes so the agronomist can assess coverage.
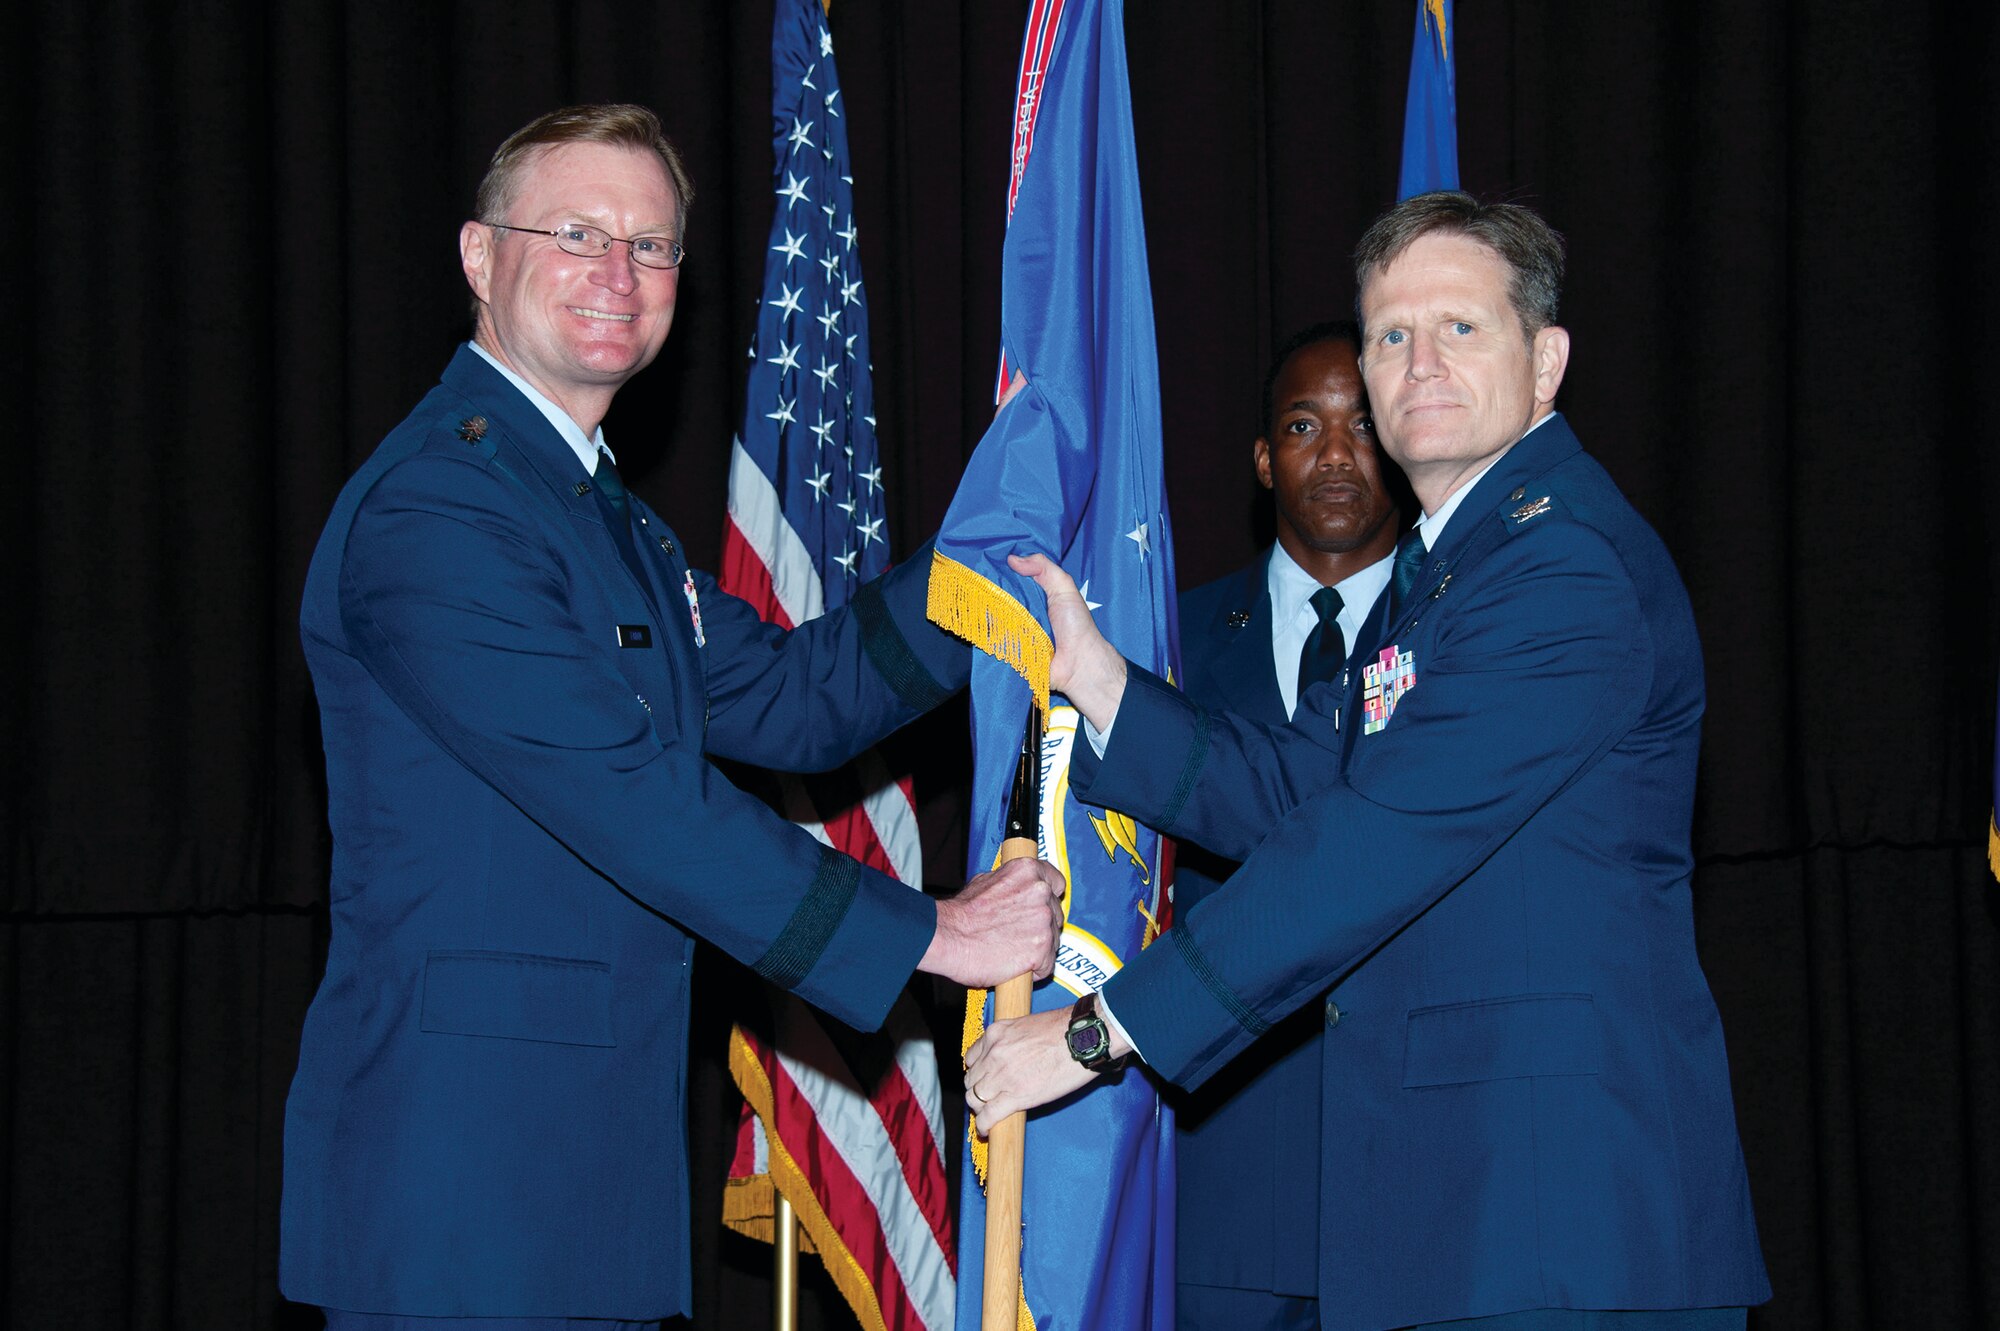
[282,346,968,1319]
[1171,553,1323,1302]
[1077,416,1770,1330]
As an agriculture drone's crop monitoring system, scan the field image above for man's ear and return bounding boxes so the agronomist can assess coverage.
[1531,324,1570,407]
[460,221,493,306]
[1252,437,1275,491]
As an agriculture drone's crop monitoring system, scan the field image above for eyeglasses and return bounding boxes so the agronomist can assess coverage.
[488,221,686,270]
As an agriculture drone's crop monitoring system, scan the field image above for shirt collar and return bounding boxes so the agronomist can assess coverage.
[468,341,614,475]
[1267,541,1326,627]
[1267,539,1397,628]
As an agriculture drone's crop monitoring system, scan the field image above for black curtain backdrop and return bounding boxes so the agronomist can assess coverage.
[5,2,1997,1327]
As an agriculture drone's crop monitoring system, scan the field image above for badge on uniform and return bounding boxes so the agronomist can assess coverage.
[1361,643,1416,734]
[682,570,705,647]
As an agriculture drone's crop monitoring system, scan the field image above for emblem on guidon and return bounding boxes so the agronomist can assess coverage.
[1361,643,1416,735]
[682,570,705,648]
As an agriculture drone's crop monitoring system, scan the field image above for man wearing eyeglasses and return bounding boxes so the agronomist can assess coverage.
[282,104,1065,1330]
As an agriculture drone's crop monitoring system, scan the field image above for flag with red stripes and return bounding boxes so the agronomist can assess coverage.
[718,3,954,1328]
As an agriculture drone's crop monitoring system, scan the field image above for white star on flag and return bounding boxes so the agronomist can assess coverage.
[806,469,831,499]
[770,283,803,319]
[772,230,806,265]
[838,218,859,251]
[777,172,810,209]
[1126,520,1150,557]
[813,357,840,391]
[768,340,801,373]
[858,516,884,547]
[1079,579,1104,612]
[787,117,815,154]
[766,395,796,426]
[816,303,842,337]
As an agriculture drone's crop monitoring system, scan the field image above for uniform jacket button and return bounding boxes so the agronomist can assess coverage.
[1324,999,1344,1028]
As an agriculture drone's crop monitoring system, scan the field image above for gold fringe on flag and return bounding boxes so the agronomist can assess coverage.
[963,984,991,1186]
[1989,811,1999,882]
[727,1027,891,1331]
[927,550,1053,715]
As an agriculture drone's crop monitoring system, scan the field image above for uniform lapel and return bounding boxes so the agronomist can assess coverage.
[1342,415,1583,767]
[1374,414,1583,646]
[442,346,664,618]
[1205,554,1289,725]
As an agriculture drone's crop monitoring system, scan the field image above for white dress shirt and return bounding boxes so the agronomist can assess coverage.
[1268,542,1394,720]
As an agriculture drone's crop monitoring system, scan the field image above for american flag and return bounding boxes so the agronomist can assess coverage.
[718,3,955,1329]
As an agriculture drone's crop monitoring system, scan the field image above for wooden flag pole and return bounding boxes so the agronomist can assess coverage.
[982,707,1044,1331]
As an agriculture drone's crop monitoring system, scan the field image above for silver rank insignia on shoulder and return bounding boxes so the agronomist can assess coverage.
[1510,495,1553,523]
[456,416,488,442]
[1226,609,1251,628]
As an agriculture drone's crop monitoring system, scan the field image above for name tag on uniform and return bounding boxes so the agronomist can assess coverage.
[616,624,652,648]
[1361,644,1416,734]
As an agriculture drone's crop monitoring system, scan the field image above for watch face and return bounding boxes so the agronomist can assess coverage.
[1068,1023,1107,1060]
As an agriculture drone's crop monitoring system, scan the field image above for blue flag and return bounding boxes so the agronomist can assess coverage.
[925,0,1177,1325]
[1398,0,1460,199]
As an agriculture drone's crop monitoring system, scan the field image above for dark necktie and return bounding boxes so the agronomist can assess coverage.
[1387,528,1428,620]
[1296,585,1347,700]
[592,448,630,522]
[590,449,651,597]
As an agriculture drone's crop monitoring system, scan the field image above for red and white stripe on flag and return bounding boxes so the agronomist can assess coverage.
[718,6,955,1323]
[720,447,956,1331]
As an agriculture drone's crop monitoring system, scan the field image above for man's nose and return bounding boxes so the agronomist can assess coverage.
[1406,329,1444,380]
[592,243,641,294]
[1314,428,1356,469]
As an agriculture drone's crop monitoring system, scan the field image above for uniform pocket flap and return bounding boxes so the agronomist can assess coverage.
[1403,992,1599,1088]
[421,950,615,1047]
